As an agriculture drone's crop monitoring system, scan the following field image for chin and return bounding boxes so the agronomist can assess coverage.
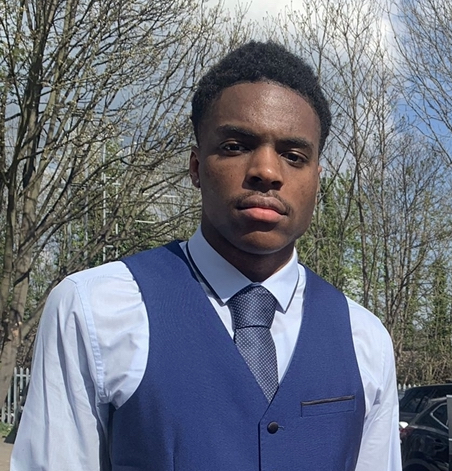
[232,232,295,256]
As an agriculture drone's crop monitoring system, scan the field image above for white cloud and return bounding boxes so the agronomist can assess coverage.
[223,0,293,21]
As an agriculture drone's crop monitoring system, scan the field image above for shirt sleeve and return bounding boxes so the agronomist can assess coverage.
[354,319,402,471]
[10,278,109,471]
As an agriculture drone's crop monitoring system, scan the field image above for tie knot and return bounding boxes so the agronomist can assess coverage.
[228,285,277,330]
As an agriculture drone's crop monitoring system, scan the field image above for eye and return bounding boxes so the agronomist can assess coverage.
[281,151,309,166]
[220,142,248,154]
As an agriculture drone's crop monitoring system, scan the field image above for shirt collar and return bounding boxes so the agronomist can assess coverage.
[187,227,299,313]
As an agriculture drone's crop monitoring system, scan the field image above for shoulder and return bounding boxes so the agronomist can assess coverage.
[45,261,149,406]
[346,297,390,336]
[45,261,140,322]
[60,259,147,347]
[43,261,132,315]
[65,260,135,288]
[300,266,391,350]
[346,296,393,353]
[345,296,396,404]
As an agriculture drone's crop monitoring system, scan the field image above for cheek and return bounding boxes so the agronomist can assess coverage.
[200,166,230,205]
[202,161,240,191]
[292,179,319,214]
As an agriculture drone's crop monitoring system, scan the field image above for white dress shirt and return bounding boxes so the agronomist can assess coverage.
[11,227,402,471]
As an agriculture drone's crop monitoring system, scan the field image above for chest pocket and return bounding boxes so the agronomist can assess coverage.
[301,395,355,417]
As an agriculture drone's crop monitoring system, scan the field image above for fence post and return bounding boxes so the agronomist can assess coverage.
[0,367,31,425]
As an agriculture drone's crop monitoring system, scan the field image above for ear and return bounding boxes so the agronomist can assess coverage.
[189,146,201,188]
[317,164,322,192]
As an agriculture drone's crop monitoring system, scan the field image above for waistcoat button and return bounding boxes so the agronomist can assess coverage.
[267,421,279,434]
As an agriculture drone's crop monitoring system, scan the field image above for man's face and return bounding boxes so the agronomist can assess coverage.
[190,81,322,260]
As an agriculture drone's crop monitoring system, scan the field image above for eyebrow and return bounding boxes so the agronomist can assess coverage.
[216,125,257,139]
[215,124,315,151]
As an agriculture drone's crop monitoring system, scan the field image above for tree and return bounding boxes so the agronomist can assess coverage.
[297,172,361,292]
[391,0,452,165]
[271,0,400,302]
[421,257,452,382]
[268,0,452,383]
[0,0,254,402]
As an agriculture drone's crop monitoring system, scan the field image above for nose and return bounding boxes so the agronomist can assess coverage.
[245,145,283,190]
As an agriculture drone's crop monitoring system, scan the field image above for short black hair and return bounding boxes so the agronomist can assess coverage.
[191,41,332,153]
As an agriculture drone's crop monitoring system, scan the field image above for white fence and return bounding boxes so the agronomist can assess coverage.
[1,367,30,425]
[398,383,417,393]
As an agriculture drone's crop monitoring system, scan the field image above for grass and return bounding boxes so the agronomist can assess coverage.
[0,423,12,438]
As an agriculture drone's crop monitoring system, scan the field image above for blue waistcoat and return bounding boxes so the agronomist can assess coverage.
[110,241,365,470]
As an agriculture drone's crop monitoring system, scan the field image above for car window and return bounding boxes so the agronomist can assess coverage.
[431,404,448,430]
[433,387,452,399]
[417,394,432,413]
[404,390,432,413]
[416,408,440,429]
[403,391,422,413]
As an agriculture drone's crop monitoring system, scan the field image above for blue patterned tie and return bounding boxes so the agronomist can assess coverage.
[228,284,278,402]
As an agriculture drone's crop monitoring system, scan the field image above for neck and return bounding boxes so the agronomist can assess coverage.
[224,250,293,282]
[201,229,294,282]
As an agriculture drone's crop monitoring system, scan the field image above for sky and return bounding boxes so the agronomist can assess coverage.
[222,0,396,42]
[223,0,292,22]
[221,0,398,62]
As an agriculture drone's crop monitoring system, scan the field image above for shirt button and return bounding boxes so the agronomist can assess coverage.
[267,422,279,434]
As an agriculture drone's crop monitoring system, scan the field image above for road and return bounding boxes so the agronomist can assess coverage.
[0,441,12,471]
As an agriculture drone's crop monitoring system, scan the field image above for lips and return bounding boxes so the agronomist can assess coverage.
[236,195,288,223]
[237,195,288,215]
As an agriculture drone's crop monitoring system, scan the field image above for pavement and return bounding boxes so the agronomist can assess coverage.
[0,440,12,471]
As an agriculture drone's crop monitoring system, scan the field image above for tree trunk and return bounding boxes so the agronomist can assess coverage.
[0,319,20,404]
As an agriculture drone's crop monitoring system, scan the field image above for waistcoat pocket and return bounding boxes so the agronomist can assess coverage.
[301,395,355,416]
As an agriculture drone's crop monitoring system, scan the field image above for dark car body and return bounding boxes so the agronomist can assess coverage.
[400,397,449,471]
[399,384,452,424]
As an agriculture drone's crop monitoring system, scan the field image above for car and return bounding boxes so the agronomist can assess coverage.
[399,383,452,424]
[400,397,450,471]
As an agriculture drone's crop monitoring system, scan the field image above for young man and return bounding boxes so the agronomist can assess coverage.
[12,41,402,470]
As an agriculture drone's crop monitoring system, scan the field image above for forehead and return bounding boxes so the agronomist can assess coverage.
[198,81,321,148]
